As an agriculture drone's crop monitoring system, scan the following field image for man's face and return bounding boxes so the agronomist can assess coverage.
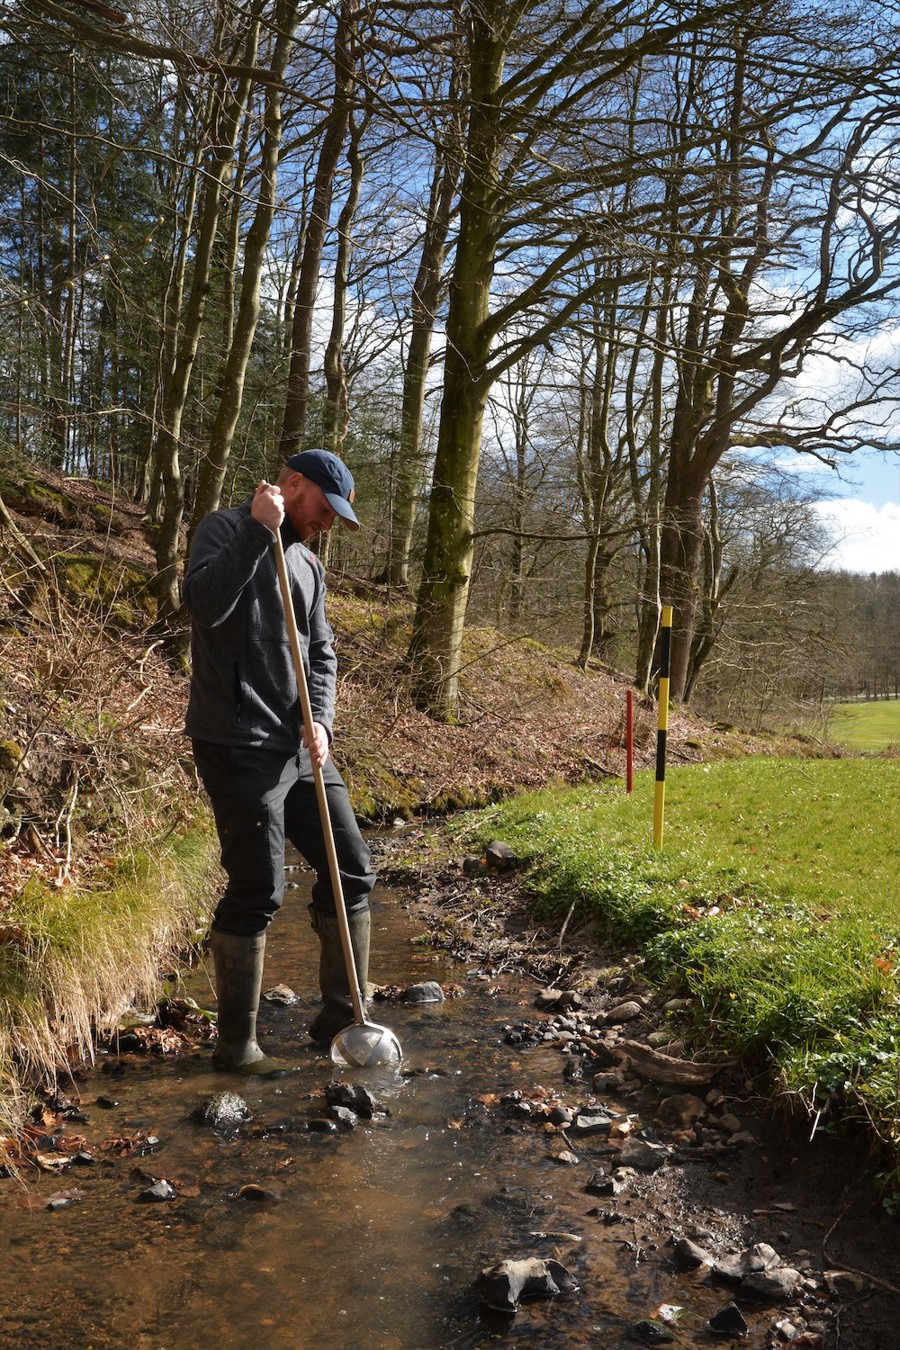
[283,473,337,541]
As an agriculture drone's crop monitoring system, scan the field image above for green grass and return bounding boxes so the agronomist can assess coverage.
[828,699,900,751]
[0,825,216,1139]
[457,757,900,1173]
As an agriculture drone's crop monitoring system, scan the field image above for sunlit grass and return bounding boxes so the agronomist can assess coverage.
[0,826,216,1138]
[458,757,900,1169]
[828,699,900,751]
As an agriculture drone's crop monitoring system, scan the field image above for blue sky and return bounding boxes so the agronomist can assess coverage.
[815,452,900,573]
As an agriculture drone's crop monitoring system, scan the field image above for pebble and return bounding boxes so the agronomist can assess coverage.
[138,1179,177,1203]
[605,1001,643,1024]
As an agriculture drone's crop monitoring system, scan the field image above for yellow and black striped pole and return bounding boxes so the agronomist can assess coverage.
[653,606,672,848]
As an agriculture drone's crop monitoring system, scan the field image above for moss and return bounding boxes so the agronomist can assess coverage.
[55,553,158,624]
[343,757,427,823]
[0,739,25,771]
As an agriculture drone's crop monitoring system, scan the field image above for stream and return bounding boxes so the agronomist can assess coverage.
[0,856,808,1349]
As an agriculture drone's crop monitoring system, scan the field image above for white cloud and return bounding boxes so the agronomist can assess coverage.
[815,498,900,573]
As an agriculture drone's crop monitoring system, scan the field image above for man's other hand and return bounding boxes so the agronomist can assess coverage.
[302,720,330,768]
[252,480,285,533]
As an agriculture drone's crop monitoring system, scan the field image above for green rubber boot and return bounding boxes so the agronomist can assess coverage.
[308,906,371,1045]
[210,929,284,1075]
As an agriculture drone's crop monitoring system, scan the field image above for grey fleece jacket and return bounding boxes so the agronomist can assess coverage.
[183,499,337,750]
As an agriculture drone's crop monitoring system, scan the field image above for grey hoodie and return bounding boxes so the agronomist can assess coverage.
[183,499,336,750]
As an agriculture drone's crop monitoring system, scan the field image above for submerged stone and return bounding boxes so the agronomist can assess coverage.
[630,1319,676,1344]
[138,1179,177,1203]
[402,981,445,1004]
[194,1092,250,1132]
[476,1256,578,1314]
[325,1081,385,1118]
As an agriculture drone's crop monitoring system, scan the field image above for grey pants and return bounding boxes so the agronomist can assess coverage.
[192,741,375,936]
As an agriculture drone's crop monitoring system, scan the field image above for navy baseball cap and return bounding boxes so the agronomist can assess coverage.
[286,449,360,530]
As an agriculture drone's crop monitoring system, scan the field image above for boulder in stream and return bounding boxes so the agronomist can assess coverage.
[325,1081,387,1118]
[193,1092,250,1132]
[476,1256,578,1314]
[402,981,445,1004]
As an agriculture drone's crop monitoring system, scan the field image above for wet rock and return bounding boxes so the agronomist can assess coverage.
[552,1150,580,1165]
[476,1256,578,1314]
[708,1302,749,1337]
[630,1319,676,1344]
[402,981,445,1004]
[548,1105,573,1126]
[504,1021,541,1046]
[657,1093,706,1131]
[308,1117,339,1133]
[485,840,518,873]
[618,1137,671,1171]
[328,1105,358,1130]
[742,1265,802,1301]
[672,1237,715,1270]
[194,1092,250,1132]
[714,1242,782,1282]
[46,1189,85,1211]
[138,1179,177,1203]
[605,1001,643,1024]
[535,988,582,1012]
[96,1095,120,1109]
[586,1170,626,1197]
[572,1113,612,1136]
[592,1069,625,1092]
[237,1183,282,1202]
[261,983,298,1005]
[325,1081,386,1118]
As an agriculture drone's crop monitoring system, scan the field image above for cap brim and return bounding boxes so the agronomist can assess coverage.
[325,491,360,530]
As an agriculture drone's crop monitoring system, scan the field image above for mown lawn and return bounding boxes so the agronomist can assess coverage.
[460,756,900,1181]
[828,699,900,751]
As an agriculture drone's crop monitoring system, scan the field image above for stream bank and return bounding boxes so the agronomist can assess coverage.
[1,846,898,1350]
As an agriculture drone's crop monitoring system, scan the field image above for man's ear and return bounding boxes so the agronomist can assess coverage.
[281,470,303,499]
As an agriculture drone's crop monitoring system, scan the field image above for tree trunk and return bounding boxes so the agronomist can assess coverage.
[153,11,263,627]
[408,6,506,716]
[279,0,356,459]
[385,99,463,587]
[191,0,300,535]
[322,116,366,456]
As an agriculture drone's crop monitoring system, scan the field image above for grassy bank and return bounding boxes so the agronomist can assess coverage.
[0,826,216,1142]
[456,756,900,1180]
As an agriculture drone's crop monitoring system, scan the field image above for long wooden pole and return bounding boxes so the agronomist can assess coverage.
[653,607,672,847]
[272,529,366,1025]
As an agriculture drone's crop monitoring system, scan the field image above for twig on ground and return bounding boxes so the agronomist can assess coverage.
[822,1199,900,1297]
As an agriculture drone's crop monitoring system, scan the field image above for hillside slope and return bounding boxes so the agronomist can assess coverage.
[0,462,806,894]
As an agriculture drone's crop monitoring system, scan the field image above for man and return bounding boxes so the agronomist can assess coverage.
[183,449,375,1074]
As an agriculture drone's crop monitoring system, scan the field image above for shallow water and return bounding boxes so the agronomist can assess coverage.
[0,859,771,1349]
